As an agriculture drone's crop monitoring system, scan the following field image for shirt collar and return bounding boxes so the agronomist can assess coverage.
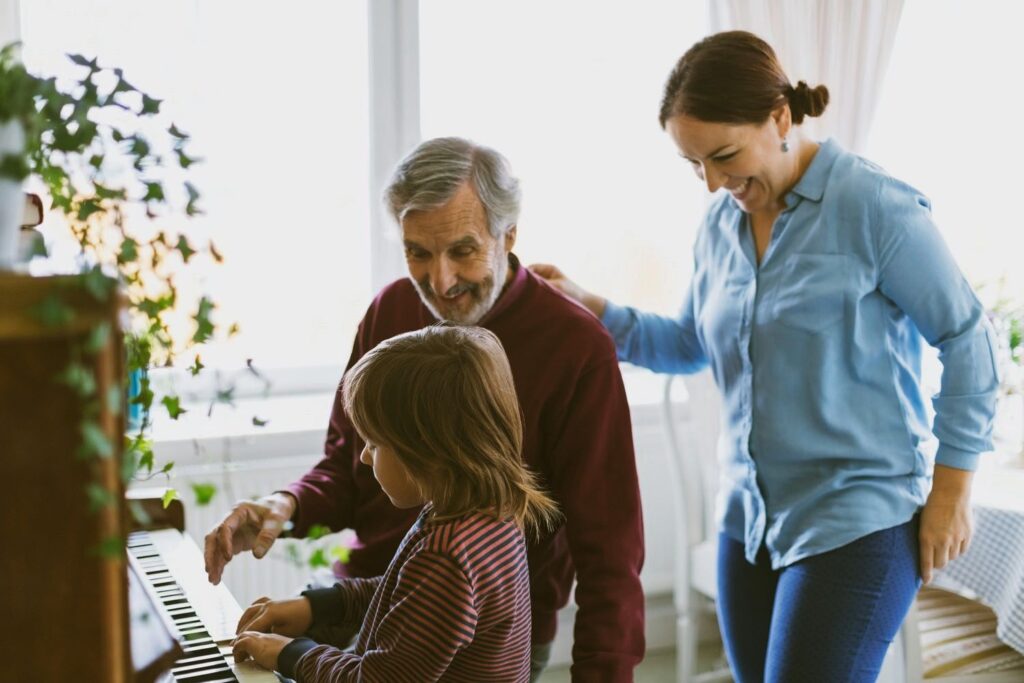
[477,252,525,325]
[787,137,842,203]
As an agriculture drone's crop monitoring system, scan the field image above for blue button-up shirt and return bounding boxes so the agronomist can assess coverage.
[603,138,999,567]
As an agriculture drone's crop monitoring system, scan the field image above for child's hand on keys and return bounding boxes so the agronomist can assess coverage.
[232,631,292,671]
[236,596,313,638]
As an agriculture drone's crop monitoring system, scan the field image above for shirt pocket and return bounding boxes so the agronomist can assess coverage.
[772,254,848,333]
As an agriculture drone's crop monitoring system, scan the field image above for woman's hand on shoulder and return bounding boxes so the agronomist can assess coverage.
[528,263,607,318]
[919,465,974,584]
[236,595,313,638]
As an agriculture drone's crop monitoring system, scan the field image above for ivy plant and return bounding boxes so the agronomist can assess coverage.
[1,42,238,535]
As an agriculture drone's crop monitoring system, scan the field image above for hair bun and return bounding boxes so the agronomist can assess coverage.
[789,80,830,124]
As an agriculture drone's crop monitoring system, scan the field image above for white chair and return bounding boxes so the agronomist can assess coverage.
[661,372,1024,683]
[662,371,730,682]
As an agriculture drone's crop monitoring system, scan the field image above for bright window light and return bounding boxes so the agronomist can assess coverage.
[20,0,372,372]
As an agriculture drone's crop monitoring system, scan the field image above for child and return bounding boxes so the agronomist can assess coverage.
[232,326,560,682]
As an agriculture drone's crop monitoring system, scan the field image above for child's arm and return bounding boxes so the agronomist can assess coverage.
[301,576,383,635]
[278,550,478,682]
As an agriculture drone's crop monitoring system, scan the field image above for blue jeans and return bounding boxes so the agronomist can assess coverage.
[717,516,921,683]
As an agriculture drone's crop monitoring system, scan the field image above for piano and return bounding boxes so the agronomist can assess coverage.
[127,522,285,683]
[0,274,285,681]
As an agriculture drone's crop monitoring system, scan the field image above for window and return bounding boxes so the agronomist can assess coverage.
[867,0,1024,298]
[419,0,708,315]
[20,1,371,374]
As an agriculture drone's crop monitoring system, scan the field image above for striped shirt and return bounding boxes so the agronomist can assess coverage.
[278,505,532,682]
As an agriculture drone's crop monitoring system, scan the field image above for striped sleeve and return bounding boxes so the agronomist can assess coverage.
[295,550,478,682]
[302,576,382,632]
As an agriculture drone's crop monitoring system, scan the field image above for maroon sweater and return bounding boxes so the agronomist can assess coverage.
[285,256,645,681]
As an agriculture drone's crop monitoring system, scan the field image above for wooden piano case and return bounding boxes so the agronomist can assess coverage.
[0,273,180,682]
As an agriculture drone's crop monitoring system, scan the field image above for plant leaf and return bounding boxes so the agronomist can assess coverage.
[87,483,115,511]
[308,548,329,568]
[79,421,114,459]
[191,483,217,506]
[162,488,178,509]
[161,395,186,420]
[176,235,195,262]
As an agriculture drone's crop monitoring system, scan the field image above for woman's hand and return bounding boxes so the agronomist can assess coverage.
[528,263,607,318]
[236,596,313,638]
[232,631,292,671]
[919,465,974,584]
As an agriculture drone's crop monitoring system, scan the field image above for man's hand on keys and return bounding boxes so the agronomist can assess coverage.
[204,492,297,585]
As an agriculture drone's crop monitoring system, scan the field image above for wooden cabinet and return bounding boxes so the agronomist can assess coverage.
[0,273,157,681]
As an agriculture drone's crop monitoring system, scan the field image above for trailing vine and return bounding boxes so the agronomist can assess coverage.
[2,42,232,543]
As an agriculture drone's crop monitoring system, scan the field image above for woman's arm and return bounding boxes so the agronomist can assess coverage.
[873,177,999,581]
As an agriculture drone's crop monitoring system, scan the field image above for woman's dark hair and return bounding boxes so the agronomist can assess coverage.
[658,31,829,128]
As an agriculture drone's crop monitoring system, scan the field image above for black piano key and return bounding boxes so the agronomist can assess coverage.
[171,651,225,668]
[173,667,238,682]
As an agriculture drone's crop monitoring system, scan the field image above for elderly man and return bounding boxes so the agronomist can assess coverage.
[204,137,645,681]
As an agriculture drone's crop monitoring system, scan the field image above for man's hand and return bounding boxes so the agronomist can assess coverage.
[236,596,313,638]
[204,492,297,585]
[919,465,974,584]
[528,263,607,319]
[232,631,292,671]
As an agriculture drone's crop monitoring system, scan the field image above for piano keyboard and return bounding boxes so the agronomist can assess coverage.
[128,529,286,683]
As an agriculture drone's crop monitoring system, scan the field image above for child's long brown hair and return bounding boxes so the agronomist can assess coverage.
[342,326,560,538]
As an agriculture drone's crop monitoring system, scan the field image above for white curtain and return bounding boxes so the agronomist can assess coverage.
[707,0,905,154]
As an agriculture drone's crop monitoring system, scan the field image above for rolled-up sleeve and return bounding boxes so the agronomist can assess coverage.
[874,178,1000,470]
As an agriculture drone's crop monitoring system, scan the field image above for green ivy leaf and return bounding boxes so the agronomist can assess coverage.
[307,524,331,540]
[105,385,121,413]
[161,395,186,420]
[84,322,111,354]
[140,94,161,115]
[329,544,351,564]
[284,543,302,567]
[32,294,74,327]
[191,483,217,506]
[168,123,189,139]
[94,183,126,201]
[176,235,195,262]
[192,296,215,344]
[252,416,269,427]
[143,181,164,202]
[87,483,115,511]
[94,535,124,559]
[131,377,154,410]
[57,362,96,398]
[308,548,329,569]
[176,148,196,169]
[138,450,154,475]
[76,198,103,221]
[80,267,115,301]
[188,355,205,377]
[184,181,202,216]
[67,53,97,69]
[161,488,178,509]
[118,237,138,264]
[79,421,114,459]
[161,462,174,475]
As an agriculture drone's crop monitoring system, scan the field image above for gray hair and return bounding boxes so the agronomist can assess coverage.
[384,137,521,238]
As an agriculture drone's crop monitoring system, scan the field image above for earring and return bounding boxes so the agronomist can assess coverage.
[781,138,790,153]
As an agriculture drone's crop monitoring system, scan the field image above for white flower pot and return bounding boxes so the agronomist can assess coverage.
[0,118,27,270]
